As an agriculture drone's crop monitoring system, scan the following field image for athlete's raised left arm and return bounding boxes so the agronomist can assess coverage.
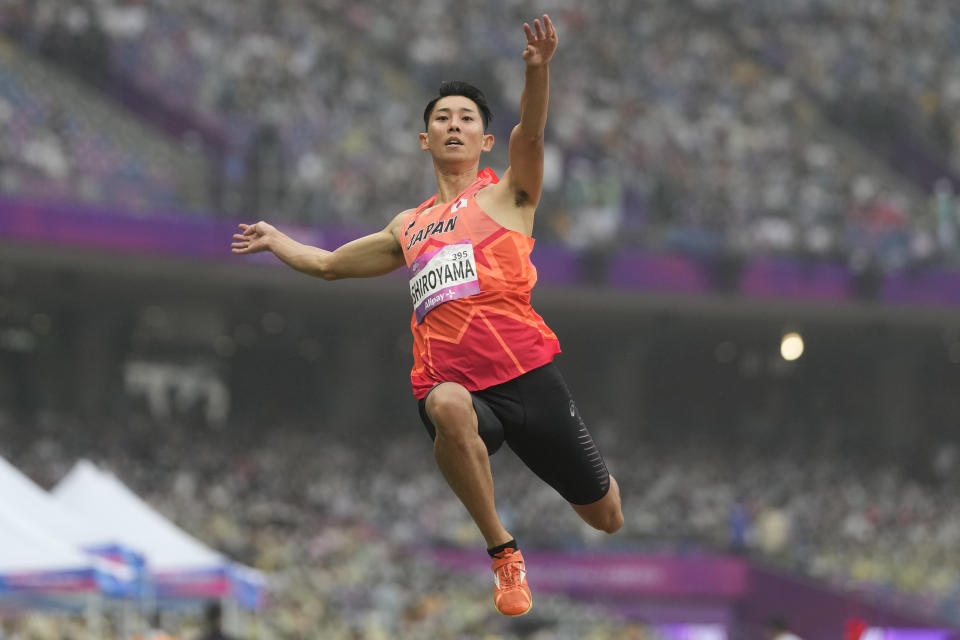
[502,14,558,214]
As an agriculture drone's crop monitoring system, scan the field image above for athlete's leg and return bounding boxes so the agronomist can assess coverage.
[425,382,513,548]
[571,474,623,534]
[502,362,624,535]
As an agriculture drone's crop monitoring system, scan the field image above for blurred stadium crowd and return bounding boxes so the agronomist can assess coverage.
[0,419,656,640]
[1,0,960,271]
[3,0,960,637]
[2,408,960,636]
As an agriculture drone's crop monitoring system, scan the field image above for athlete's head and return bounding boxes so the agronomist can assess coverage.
[420,81,495,160]
[423,81,492,132]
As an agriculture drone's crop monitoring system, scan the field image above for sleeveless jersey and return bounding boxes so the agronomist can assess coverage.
[401,168,561,398]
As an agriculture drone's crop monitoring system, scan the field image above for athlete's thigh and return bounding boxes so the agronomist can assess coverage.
[505,362,611,505]
[418,383,507,455]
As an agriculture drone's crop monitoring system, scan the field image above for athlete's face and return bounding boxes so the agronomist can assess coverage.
[420,95,494,160]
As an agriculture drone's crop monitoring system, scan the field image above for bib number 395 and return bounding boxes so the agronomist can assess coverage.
[408,242,482,323]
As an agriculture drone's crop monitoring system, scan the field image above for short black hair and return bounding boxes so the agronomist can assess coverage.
[423,81,492,131]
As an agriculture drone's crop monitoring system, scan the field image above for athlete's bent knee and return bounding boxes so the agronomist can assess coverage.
[574,476,623,534]
[425,383,475,438]
[584,502,623,534]
[600,476,624,533]
[597,507,624,534]
[574,502,623,534]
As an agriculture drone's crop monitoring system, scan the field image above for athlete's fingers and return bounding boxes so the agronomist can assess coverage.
[523,22,534,43]
[234,222,267,253]
[533,18,545,39]
[543,14,555,37]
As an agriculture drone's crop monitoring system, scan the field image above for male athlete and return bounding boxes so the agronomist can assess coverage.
[232,14,623,617]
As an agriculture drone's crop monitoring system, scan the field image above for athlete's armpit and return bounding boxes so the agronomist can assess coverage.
[475,172,536,237]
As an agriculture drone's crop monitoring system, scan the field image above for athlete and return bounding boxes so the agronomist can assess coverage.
[231,14,623,617]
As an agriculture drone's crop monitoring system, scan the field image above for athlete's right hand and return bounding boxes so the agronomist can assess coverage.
[232,221,275,254]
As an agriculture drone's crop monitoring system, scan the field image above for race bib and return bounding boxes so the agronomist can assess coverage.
[409,241,482,323]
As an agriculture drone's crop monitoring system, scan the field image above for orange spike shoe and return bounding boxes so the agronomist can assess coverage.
[490,547,532,616]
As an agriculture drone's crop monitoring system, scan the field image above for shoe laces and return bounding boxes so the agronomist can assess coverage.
[493,550,525,588]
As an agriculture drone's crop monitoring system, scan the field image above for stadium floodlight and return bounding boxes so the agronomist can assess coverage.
[780,331,804,361]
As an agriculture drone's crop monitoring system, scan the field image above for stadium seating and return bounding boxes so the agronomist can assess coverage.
[2,0,958,269]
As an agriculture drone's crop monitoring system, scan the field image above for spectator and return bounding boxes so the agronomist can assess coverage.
[194,602,235,640]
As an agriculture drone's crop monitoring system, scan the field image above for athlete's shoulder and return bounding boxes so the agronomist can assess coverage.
[393,208,416,222]
[388,209,416,229]
[385,209,416,245]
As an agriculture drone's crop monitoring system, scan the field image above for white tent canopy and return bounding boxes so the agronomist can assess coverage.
[0,500,107,637]
[51,460,227,574]
[0,500,94,575]
[0,456,121,552]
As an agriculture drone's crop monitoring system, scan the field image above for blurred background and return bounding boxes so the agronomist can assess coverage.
[1,0,960,638]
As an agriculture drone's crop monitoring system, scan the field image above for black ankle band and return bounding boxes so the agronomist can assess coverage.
[487,538,518,558]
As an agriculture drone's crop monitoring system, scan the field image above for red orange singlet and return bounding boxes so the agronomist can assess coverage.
[400,168,561,398]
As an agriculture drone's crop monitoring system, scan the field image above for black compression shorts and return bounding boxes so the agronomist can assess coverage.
[417,361,611,505]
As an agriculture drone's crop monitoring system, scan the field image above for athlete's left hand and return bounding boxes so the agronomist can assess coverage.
[522,14,558,67]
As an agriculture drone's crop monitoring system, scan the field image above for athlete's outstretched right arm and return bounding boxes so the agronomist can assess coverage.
[231,211,409,280]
